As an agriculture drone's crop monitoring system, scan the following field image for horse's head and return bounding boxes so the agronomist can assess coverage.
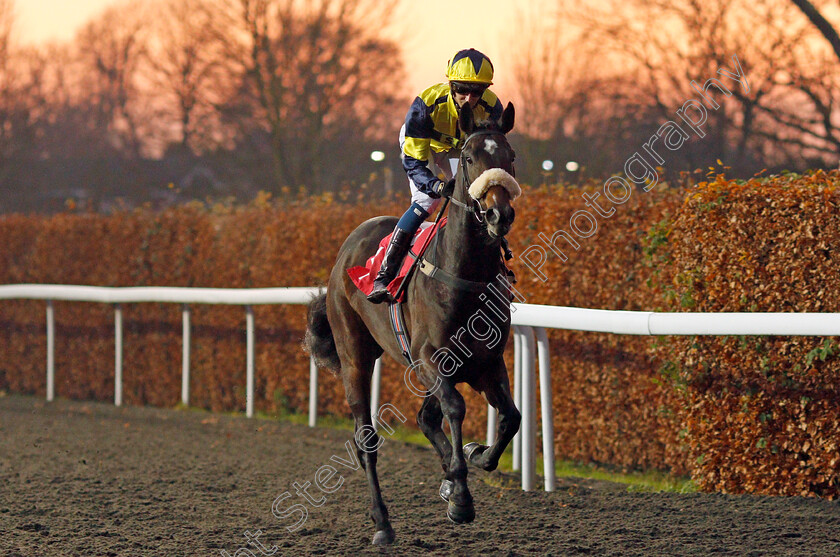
[455,102,518,240]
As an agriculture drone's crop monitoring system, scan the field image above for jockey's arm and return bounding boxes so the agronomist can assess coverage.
[402,150,442,196]
[402,96,445,196]
[483,94,503,122]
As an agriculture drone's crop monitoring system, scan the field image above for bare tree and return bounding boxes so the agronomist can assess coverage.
[0,0,19,165]
[213,0,407,191]
[16,44,116,159]
[790,0,840,62]
[0,2,53,168]
[0,0,411,208]
[509,0,840,177]
[74,1,151,158]
[0,0,11,76]
[508,6,593,141]
[0,3,90,209]
[143,0,231,154]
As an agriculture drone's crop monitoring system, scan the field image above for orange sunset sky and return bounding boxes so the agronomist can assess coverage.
[15,0,531,101]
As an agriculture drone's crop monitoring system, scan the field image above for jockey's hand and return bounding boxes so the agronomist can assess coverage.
[433,178,456,198]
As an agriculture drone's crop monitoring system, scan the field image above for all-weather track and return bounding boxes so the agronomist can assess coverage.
[1,394,839,556]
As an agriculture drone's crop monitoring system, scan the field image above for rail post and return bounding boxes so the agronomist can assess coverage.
[309,356,318,427]
[371,357,382,430]
[114,304,123,407]
[486,403,497,446]
[512,326,522,471]
[181,304,190,406]
[46,300,55,402]
[246,306,255,418]
[520,326,536,491]
[535,327,555,491]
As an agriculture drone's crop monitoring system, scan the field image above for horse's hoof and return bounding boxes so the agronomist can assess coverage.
[465,442,495,470]
[447,501,475,524]
[439,479,453,502]
[372,526,396,545]
[464,442,483,463]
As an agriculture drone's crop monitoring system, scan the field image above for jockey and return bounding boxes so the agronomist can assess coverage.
[367,48,504,304]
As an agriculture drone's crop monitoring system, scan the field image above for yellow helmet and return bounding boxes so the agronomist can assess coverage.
[445,48,494,85]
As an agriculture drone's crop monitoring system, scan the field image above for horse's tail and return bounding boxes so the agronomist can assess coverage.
[304,293,341,372]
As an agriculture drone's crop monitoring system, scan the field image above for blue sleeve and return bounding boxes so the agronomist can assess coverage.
[489,98,503,121]
[479,96,503,122]
[403,155,440,196]
[402,97,441,195]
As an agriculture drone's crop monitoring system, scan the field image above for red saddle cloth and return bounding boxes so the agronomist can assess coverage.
[347,218,446,302]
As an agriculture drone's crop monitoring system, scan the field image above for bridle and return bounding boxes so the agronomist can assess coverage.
[448,128,513,225]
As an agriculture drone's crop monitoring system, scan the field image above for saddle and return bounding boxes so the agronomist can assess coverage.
[347,220,445,304]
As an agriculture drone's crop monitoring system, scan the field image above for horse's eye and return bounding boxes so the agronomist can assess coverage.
[465,156,473,165]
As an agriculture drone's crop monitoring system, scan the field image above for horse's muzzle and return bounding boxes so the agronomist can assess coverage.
[486,205,515,239]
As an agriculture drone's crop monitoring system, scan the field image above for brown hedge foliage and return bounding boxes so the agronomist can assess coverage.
[2,171,840,499]
[505,185,686,473]
[0,197,395,413]
[653,171,840,498]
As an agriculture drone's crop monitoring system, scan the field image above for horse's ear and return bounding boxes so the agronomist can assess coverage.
[458,103,475,135]
[499,102,515,134]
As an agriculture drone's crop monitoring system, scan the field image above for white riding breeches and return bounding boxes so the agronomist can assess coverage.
[399,123,458,213]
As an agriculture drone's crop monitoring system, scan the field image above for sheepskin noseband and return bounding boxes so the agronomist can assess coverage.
[467,168,521,201]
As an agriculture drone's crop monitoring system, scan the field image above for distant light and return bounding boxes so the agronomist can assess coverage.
[541,160,554,171]
[370,151,385,162]
[566,161,580,172]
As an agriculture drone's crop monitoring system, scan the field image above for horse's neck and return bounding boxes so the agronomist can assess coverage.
[438,192,500,283]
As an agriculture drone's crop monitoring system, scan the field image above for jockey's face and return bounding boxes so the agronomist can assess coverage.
[453,91,481,109]
[451,82,486,109]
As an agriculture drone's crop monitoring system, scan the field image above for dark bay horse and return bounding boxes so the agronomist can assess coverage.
[305,102,521,545]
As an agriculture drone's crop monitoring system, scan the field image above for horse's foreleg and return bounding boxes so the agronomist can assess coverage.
[343,368,395,546]
[435,381,475,524]
[465,372,520,472]
[416,392,452,473]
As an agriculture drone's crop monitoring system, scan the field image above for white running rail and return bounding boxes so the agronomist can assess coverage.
[3,284,840,494]
[507,303,840,492]
[0,284,321,421]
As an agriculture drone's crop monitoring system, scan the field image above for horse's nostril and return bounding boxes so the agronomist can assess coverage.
[487,207,501,225]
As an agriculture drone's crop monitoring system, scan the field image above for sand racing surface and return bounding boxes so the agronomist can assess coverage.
[1,394,839,556]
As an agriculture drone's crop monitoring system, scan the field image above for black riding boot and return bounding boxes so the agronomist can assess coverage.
[367,227,414,304]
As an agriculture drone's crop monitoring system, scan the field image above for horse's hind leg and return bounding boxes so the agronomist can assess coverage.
[329,301,394,545]
[341,365,394,545]
[464,365,521,472]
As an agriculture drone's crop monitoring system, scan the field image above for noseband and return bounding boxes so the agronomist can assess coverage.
[449,129,511,224]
